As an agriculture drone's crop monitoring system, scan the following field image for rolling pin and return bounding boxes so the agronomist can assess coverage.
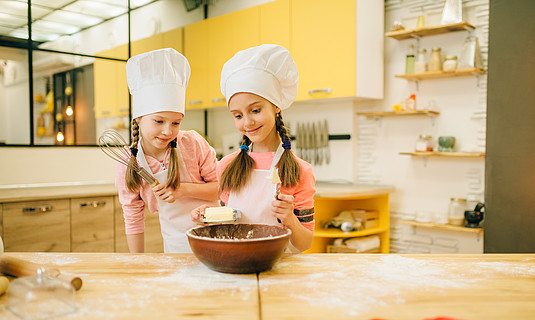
[0,255,82,291]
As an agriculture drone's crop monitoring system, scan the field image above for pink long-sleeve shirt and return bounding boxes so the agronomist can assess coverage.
[115,130,217,234]
[217,150,316,231]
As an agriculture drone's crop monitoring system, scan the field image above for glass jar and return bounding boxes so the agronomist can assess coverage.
[448,198,469,226]
[414,48,427,73]
[429,47,442,72]
[443,55,458,71]
[405,44,415,74]
[415,134,433,152]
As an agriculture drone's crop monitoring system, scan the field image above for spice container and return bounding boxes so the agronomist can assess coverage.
[429,47,442,72]
[403,94,416,111]
[443,55,458,71]
[448,198,469,226]
[405,44,415,74]
[414,48,427,73]
[415,134,433,152]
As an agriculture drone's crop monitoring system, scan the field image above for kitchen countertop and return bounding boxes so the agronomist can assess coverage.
[0,253,533,320]
[0,183,118,203]
[0,182,395,203]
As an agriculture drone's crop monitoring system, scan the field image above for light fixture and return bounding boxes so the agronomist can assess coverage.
[66,106,73,116]
[56,131,64,142]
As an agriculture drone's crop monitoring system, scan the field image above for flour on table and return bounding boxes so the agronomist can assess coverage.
[262,255,535,316]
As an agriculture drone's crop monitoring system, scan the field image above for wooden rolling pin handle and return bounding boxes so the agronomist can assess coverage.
[0,255,82,291]
[151,179,175,203]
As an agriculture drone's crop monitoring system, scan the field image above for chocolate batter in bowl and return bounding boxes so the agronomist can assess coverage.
[186,224,291,274]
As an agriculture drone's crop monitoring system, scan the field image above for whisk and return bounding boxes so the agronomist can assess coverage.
[98,129,159,187]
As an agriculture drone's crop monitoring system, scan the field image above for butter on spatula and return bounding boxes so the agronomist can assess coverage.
[203,207,235,222]
[267,168,281,185]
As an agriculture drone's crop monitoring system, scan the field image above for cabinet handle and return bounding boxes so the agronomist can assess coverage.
[22,205,53,214]
[188,100,203,105]
[308,88,332,95]
[211,97,226,103]
[80,201,106,208]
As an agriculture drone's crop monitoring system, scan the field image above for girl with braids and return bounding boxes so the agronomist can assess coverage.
[116,48,219,253]
[192,44,316,252]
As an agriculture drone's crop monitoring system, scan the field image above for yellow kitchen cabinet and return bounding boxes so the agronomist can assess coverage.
[114,196,163,253]
[260,0,290,48]
[94,45,129,119]
[71,196,114,252]
[3,199,71,252]
[162,27,183,52]
[207,6,261,108]
[131,33,164,56]
[184,20,209,109]
[305,184,394,253]
[291,0,383,101]
[185,6,260,109]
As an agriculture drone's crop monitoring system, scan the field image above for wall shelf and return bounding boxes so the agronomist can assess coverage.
[358,110,439,118]
[399,151,485,157]
[399,219,483,233]
[395,68,486,81]
[385,21,475,40]
[314,226,388,238]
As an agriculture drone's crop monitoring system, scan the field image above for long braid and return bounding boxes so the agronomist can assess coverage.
[126,119,142,192]
[220,135,254,193]
[166,138,180,189]
[276,112,300,187]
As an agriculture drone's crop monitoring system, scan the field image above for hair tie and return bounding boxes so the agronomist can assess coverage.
[282,140,291,150]
[130,147,138,157]
[170,139,177,148]
[240,144,249,151]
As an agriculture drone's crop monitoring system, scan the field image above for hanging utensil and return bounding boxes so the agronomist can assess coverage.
[98,129,174,203]
[305,122,312,163]
[311,122,317,165]
[323,119,331,164]
[317,121,323,165]
[294,122,301,158]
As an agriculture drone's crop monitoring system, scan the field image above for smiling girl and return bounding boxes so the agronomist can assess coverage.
[193,44,315,252]
[116,48,219,253]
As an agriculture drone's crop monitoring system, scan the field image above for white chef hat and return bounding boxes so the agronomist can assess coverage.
[220,44,298,110]
[126,48,190,119]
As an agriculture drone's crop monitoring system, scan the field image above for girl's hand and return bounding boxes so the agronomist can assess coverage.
[272,194,297,227]
[191,204,210,225]
[152,184,188,203]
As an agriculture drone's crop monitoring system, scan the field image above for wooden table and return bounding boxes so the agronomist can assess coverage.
[1,253,534,320]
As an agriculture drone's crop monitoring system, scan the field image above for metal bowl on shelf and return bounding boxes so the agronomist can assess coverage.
[186,224,291,274]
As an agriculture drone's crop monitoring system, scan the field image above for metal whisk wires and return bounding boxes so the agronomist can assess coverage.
[98,129,157,186]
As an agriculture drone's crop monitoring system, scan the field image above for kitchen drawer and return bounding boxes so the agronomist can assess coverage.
[3,199,70,252]
[71,196,114,252]
[114,196,163,253]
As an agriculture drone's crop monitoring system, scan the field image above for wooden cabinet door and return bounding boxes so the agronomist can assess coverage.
[3,200,70,252]
[71,196,114,252]
[260,0,290,49]
[114,196,163,253]
[291,0,356,101]
[184,20,209,109]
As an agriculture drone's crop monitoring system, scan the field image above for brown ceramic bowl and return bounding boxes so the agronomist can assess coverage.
[186,224,292,274]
